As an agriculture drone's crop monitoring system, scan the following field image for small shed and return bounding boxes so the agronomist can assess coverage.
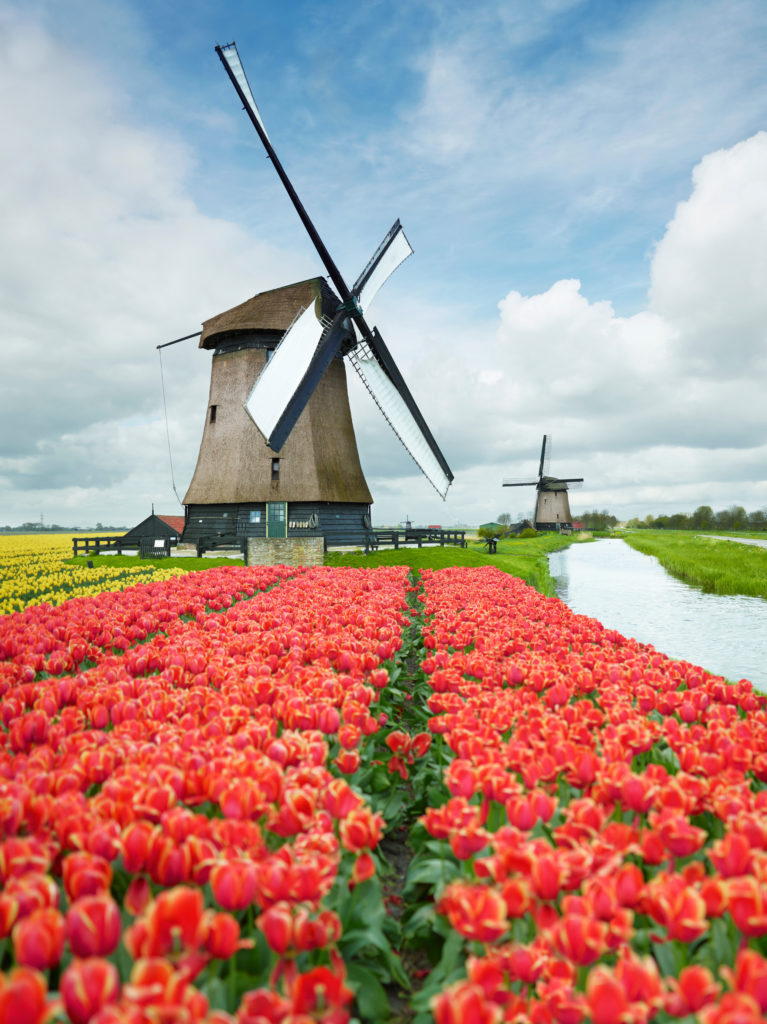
[479,521,505,534]
[122,513,183,546]
[509,519,536,536]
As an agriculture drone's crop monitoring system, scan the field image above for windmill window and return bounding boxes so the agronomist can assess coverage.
[209,405,217,423]
[271,458,280,481]
[266,348,275,362]
[249,510,261,524]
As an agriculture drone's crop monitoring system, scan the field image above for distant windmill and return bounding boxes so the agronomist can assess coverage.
[169,42,453,550]
[503,435,583,531]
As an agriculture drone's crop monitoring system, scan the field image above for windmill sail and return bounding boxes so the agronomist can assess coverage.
[353,221,413,311]
[539,434,551,479]
[348,337,451,499]
[244,303,330,443]
[217,43,272,145]
[216,41,453,498]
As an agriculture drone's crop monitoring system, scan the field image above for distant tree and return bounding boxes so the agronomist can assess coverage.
[729,505,747,530]
[581,510,618,531]
[747,508,767,531]
[690,505,714,529]
[668,513,690,530]
[497,513,512,526]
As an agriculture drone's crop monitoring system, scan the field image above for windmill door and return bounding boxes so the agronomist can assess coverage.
[266,501,287,538]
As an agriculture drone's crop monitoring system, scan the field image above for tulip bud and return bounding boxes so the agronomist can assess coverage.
[60,958,120,1024]
[0,967,48,1024]
[66,894,122,957]
[258,902,293,954]
[12,907,65,969]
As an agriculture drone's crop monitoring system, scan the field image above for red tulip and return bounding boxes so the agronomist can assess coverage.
[66,894,122,957]
[432,980,502,1024]
[0,967,48,1024]
[60,958,120,1024]
[210,859,258,912]
[12,906,65,969]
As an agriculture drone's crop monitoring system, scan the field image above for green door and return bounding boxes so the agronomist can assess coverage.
[266,501,287,538]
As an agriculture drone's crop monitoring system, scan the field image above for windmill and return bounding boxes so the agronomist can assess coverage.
[503,435,583,531]
[176,42,452,550]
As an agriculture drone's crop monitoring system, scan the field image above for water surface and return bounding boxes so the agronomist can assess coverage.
[548,539,767,692]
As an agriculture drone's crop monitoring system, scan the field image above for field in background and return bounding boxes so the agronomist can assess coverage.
[0,534,186,614]
[622,530,767,599]
[2,531,590,615]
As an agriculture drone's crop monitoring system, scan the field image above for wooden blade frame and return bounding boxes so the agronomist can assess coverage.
[215,42,453,489]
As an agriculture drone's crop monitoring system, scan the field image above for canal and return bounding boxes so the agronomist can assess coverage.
[548,538,767,693]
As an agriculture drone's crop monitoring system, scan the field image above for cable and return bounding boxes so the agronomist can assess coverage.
[158,347,184,507]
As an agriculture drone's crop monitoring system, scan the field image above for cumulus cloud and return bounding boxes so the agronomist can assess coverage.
[351,131,767,523]
[0,12,310,522]
[3,2,767,528]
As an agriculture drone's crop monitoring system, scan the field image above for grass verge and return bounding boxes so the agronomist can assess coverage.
[325,533,585,595]
[68,533,588,597]
[621,530,767,599]
[68,554,246,571]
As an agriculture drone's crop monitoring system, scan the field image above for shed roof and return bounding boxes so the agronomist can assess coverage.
[122,513,182,541]
[157,515,185,536]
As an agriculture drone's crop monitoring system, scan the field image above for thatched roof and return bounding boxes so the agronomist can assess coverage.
[199,278,336,350]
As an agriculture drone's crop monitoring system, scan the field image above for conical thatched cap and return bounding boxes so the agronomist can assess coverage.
[199,278,333,349]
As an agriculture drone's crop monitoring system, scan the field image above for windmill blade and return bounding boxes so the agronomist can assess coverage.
[217,42,272,145]
[502,481,539,487]
[348,332,452,498]
[244,305,346,448]
[265,312,352,452]
[558,477,584,484]
[216,42,354,314]
[353,220,413,311]
[219,41,454,495]
[539,434,552,479]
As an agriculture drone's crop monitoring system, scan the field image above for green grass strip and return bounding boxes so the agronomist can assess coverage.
[325,534,584,596]
[621,530,767,599]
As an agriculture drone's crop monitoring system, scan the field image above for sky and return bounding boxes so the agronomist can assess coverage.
[1,0,766,528]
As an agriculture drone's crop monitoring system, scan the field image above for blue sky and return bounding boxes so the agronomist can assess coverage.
[1,0,766,527]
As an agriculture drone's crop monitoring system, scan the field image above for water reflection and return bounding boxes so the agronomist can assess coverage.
[548,539,767,692]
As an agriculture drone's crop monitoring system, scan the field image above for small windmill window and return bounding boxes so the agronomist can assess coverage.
[209,405,217,423]
[266,348,275,362]
[271,458,280,481]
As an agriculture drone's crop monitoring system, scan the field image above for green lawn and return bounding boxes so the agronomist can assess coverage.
[69,533,585,596]
[325,533,584,595]
[621,530,767,599]
[68,554,246,571]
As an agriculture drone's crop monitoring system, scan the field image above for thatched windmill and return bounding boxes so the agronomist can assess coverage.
[176,43,452,550]
[503,435,583,531]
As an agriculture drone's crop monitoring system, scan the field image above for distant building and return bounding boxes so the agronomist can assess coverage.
[122,513,184,546]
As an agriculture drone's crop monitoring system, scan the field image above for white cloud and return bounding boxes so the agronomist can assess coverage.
[649,132,767,374]
[361,130,767,524]
[0,11,311,521]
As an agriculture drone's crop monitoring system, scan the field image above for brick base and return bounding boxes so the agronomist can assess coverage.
[246,537,324,567]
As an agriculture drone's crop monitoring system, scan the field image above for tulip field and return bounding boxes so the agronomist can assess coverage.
[2,545,767,1023]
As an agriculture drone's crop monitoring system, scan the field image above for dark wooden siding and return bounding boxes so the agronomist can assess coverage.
[182,501,372,547]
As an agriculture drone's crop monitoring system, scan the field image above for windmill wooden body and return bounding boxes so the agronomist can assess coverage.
[174,42,453,551]
[503,435,583,532]
[182,279,373,548]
